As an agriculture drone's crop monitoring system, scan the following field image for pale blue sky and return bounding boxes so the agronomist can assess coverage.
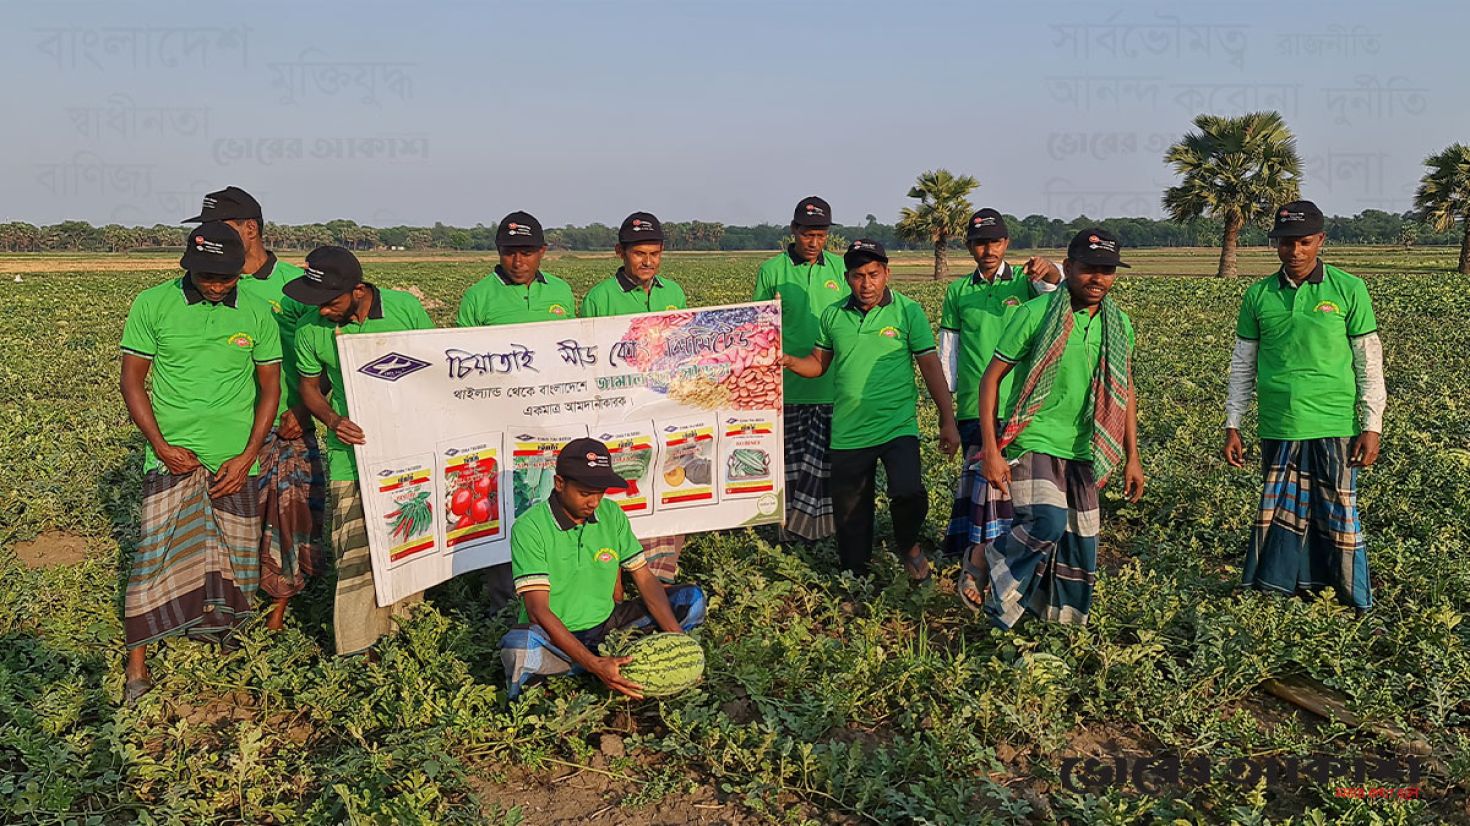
[4,0,1466,226]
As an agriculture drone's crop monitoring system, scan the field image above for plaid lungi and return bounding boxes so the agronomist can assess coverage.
[328,480,422,655]
[257,426,328,599]
[982,452,1099,630]
[1242,437,1372,610]
[499,584,707,699]
[125,468,260,648]
[641,534,685,583]
[944,423,1015,559]
[783,403,835,541]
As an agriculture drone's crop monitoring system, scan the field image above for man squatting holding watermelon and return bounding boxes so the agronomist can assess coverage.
[499,438,707,699]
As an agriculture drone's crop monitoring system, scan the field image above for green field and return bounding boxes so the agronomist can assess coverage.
[2,248,1468,824]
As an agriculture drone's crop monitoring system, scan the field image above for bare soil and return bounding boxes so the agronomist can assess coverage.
[12,530,91,569]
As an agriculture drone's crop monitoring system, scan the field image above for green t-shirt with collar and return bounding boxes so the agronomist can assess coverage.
[814,289,937,450]
[456,266,577,327]
[294,286,435,481]
[995,293,1135,462]
[235,252,309,420]
[119,275,283,474]
[753,246,850,405]
[1236,261,1377,440]
[940,263,1040,422]
[581,268,688,317]
[510,496,648,632]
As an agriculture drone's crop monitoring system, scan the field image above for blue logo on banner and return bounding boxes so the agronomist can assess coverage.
[358,352,431,382]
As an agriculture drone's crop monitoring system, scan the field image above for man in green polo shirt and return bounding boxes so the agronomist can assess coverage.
[457,211,577,327]
[119,221,282,701]
[964,228,1144,629]
[781,240,960,580]
[582,212,688,584]
[286,246,436,656]
[185,186,324,632]
[499,438,707,699]
[1224,200,1384,611]
[752,196,849,544]
[940,208,1062,560]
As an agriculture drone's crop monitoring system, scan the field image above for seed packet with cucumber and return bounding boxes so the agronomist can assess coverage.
[719,413,779,498]
[510,427,587,517]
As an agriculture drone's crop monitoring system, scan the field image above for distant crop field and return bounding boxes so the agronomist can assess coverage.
[2,247,1468,823]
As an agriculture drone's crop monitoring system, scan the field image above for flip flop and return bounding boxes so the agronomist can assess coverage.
[956,549,987,614]
[124,677,152,705]
[902,549,933,586]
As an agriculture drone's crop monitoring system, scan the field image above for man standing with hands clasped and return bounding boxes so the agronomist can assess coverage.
[1225,200,1385,612]
[782,240,961,582]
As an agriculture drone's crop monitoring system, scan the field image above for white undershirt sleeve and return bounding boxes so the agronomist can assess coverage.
[1351,332,1386,432]
[1030,259,1064,294]
[938,329,959,393]
[1225,337,1259,430]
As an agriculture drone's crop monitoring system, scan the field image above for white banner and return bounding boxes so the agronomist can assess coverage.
[337,301,786,605]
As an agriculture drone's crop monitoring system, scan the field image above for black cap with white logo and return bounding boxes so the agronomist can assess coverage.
[496,211,545,248]
[1066,228,1131,269]
[618,212,664,245]
[283,245,365,305]
[555,437,628,489]
[843,238,888,270]
[179,221,246,275]
[966,208,1009,241]
[792,196,833,228]
[182,186,263,224]
[1268,200,1325,239]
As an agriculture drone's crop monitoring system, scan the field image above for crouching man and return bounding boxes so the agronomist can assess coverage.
[500,438,706,699]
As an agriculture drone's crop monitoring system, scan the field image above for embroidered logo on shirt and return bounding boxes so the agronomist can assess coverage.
[1004,297,1021,307]
[596,549,616,563]
[227,332,254,348]
[878,326,900,338]
[548,304,567,316]
[1315,301,1340,314]
[825,280,838,290]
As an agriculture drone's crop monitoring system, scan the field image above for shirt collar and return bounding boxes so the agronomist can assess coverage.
[251,251,279,280]
[786,243,825,267]
[340,283,383,325]
[615,267,662,292]
[844,288,894,312]
[180,273,238,308]
[1277,260,1325,289]
[495,264,547,286]
[970,261,1014,285]
[548,493,598,531]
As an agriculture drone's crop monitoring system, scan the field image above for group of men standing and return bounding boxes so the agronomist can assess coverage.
[118,186,1385,702]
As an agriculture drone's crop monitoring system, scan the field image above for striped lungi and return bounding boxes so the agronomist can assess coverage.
[257,426,328,600]
[328,480,422,655]
[1241,437,1372,610]
[782,403,835,541]
[125,468,260,648]
[944,424,1015,559]
[982,452,1099,630]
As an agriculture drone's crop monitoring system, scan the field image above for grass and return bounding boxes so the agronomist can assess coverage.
[2,248,1468,824]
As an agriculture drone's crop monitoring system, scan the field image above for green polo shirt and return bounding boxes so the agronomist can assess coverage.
[235,252,309,420]
[510,496,648,632]
[1236,261,1377,440]
[294,286,435,481]
[940,263,1040,422]
[120,275,283,474]
[995,293,1135,461]
[456,266,577,327]
[581,268,687,317]
[753,246,850,405]
[814,289,937,450]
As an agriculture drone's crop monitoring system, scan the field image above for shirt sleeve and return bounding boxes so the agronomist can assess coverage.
[1235,288,1260,341]
[1351,332,1387,432]
[294,321,324,377]
[581,284,605,318]
[938,282,959,331]
[1028,262,1063,295]
[814,306,834,351]
[454,291,477,328]
[612,508,646,571]
[252,307,283,364]
[938,329,959,392]
[1345,278,1378,338]
[752,261,774,302]
[409,299,434,331]
[1224,337,1259,430]
[994,303,1037,363]
[119,294,157,359]
[905,300,936,355]
[510,517,551,593]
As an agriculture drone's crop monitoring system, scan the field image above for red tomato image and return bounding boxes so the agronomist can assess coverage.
[471,497,491,523]
[451,488,472,516]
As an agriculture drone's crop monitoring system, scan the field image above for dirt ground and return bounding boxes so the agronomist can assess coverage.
[12,531,91,569]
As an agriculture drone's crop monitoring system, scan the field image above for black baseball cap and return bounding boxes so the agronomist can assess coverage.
[283,245,365,305]
[792,196,833,228]
[183,186,263,224]
[179,221,246,276]
[1268,200,1325,239]
[843,239,888,270]
[966,208,1009,242]
[617,212,664,245]
[496,211,545,248]
[555,438,627,489]
[1066,228,1131,269]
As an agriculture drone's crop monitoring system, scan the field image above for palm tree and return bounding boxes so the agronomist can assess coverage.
[897,169,978,280]
[1413,143,1470,274]
[1162,111,1301,277]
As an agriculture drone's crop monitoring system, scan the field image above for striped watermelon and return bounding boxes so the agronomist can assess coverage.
[619,633,705,697]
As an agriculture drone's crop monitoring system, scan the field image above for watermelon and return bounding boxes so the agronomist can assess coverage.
[617,633,705,697]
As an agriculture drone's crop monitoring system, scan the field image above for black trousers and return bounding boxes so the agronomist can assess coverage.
[829,435,928,575]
